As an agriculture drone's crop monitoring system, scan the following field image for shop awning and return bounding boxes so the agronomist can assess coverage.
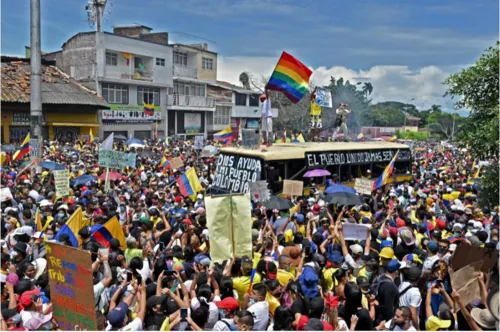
[52,123,101,127]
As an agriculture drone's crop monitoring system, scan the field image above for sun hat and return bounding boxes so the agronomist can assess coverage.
[399,226,416,246]
[470,308,497,329]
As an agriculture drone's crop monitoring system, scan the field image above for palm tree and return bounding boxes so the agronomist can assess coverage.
[362,82,373,97]
[430,104,442,114]
[239,72,251,89]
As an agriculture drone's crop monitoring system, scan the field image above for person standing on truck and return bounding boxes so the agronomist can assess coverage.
[260,90,273,147]
[332,103,351,141]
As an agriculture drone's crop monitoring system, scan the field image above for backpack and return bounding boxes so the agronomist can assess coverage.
[370,275,394,298]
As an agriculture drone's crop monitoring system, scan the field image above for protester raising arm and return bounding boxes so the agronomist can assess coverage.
[209,268,221,297]
[451,290,481,331]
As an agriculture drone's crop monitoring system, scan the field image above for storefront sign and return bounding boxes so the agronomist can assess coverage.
[212,153,262,193]
[306,149,411,168]
[46,242,97,331]
[12,112,47,125]
[354,178,374,195]
[54,169,70,197]
[102,105,161,122]
[98,150,137,169]
[184,113,201,134]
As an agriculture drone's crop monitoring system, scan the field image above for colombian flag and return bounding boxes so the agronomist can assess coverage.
[144,101,155,116]
[176,167,202,200]
[159,156,170,171]
[388,135,397,142]
[88,129,94,144]
[373,151,399,191]
[357,133,366,141]
[13,133,30,161]
[214,126,233,144]
[54,207,84,248]
[91,216,127,250]
[292,133,305,143]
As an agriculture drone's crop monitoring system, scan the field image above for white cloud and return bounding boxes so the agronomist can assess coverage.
[218,55,459,112]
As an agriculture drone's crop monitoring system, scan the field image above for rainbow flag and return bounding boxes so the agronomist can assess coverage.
[176,167,202,200]
[214,126,233,143]
[13,133,30,161]
[144,101,155,116]
[266,51,312,104]
[373,151,399,191]
[91,216,127,250]
[54,207,84,247]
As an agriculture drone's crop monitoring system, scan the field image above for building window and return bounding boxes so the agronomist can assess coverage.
[202,57,213,70]
[106,52,117,66]
[235,93,247,106]
[249,94,260,107]
[173,83,205,96]
[102,83,128,104]
[214,106,231,125]
[138,87,160,106]
[173,51,187,66]
[156,58,165,66]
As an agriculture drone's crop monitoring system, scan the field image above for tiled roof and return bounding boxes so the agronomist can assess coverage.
[1,60,109,108]
[405,114,421,121]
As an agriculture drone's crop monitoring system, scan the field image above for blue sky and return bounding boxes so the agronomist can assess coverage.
[2,0,498,111]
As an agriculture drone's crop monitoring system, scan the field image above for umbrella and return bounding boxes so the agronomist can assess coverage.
[98,171,122,181]
[262,196,294,210]
[324,184,356,195]
[114,135,127,141]
[126,138,145,145]
[138,151,157,158]
[1,144,19,153]
[201,145,218,157]
[61,145,76,151]
[38,161,65,171]
[129,143,146,149]
[324,192,362,206]
[304,169,331,177]
[71,175,96,186]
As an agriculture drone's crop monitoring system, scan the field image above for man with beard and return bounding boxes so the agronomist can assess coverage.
[376,306,416,331]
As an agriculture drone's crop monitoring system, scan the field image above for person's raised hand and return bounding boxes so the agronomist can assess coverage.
[351,314,359,326]
[377,321,386,330]
[451,290,460,301]
[5,281,13,292]
[34,297,43,312]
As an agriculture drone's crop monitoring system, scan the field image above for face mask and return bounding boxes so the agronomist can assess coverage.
[46,235,54,240]
[439,247,446,253]
[4,223,11,230]
[218,309,226,319]
[361,289,370,295]
[120,207,126,212]
[249,298,256,306]
[228,324,238,331]
[364,270,372,279]
[492,212,497,216]
[11,313,21,324]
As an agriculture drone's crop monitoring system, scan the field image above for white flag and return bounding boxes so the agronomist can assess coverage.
[100,133,114,150]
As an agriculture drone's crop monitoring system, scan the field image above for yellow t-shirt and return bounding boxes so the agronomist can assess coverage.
[323,267,338,291]
[151,217,162,227]
[277,269,295,287]
[266,292,280,315]
[233,274,262,307]
[310,100,322,116]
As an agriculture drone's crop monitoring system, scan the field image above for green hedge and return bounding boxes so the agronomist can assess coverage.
[396,130,429,141]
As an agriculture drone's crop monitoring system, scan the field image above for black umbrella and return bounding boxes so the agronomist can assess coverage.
[1,144,19,153]
[324,192,363,206]
[262,196,294,210]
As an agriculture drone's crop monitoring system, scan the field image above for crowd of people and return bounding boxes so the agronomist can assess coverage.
[0,137,498,331]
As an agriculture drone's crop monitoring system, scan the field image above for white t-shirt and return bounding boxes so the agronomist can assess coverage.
[398,282,421,324]
[247,300,269,331]
[384,319,417,331]
[121,317,143,331]
[190,295,220,329]
[212,318,234,331]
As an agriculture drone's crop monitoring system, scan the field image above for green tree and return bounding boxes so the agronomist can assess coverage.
[427,112,464,140]
[444,42,499,206]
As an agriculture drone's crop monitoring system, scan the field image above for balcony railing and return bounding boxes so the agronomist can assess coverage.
[173,65,197,78]
[167,94,215,108]
[105,65,153,82]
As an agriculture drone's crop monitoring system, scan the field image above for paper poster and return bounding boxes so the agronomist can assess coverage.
[342,223,371,241]
[194,136,204,150]
[450,260,482,306]
[212,153,262,194]
[46,242,97,331]
[249,181,271,202]
[314,87,333,108]
[242,129,260,149]
[205,194,253,263]
[452,243,499,272]
[283,180,304,197]
[0,187,13,202]
[53,169,70,197]
[354,178,374,195]
[171,157,184,170]
[98,150,136,169]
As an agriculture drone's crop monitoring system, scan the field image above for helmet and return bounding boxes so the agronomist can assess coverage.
[380,247,395,259]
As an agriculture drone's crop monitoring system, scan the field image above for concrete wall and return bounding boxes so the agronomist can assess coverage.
[197,51,217,81]
[61,33,97,88]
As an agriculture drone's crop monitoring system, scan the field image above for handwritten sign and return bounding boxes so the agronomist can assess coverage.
[242,129,260,149]
[212,153,262,194]
[46,242,97,331]
[283,180,304,197]
[249,181,271,202]
[342,223,371,241]
[53,169,70,197]
[98,150,136,169]
[354,178,374,195]
[194,136,204,150]
[450,261,482,306]
[452,243,499,273]
[171,157,184,170]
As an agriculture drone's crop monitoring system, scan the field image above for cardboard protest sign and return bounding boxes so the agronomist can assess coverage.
[0,187,12,202]
[452,243,499,272]
[451,260,482,306]
[249,181,271,202]
[46,242,97,331]
[242,129,260,149]
[354,178,374,195]
[53,169,70,197]
[342,223,371,241]
[314,87,333,108]
[171,157,184,170]
[98,150,136,169]
[212,153,262,194]
[283,180,304,197]
[194,136,204,150]
[205,193,252,263]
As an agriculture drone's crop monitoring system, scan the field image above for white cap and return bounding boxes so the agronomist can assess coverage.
[446,188,453,193]
[39,199,53,207]
[58,204,68,210]
[197,194,203,200]
[349,244,363,255]
[14,226,33,237]
[473,221,483,230]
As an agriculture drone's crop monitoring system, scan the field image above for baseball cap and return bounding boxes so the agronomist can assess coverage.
[425,316,451,331]
[146,295,166,310]
[427,241,439,253]
[356,276,370,288]
[406,266,422,281]
[215,297,239,311]
[387,259,401,272]
[20,288,41,307]
[107,302,129,327]
[349,244,363,256]
[326,250,343,264]
[312,204,320,215]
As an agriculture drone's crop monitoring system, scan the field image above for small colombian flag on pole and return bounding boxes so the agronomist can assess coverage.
[13,133,30,161]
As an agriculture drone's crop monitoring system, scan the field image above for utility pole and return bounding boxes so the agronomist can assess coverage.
[30,0,43,174]
[94,0,105,94]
